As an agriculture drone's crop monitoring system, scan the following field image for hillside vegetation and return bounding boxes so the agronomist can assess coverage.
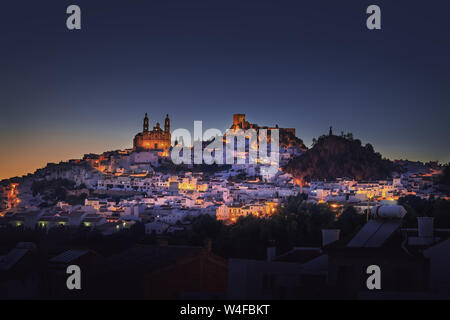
[284,133,399,181]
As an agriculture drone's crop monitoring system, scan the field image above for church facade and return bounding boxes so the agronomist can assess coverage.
[133,113,171,154]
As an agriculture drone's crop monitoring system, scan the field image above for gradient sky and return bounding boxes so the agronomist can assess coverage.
[1,0,449,180]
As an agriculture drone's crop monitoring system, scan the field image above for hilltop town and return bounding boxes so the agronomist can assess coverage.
[0,114,448,232]
[1,114,450,299]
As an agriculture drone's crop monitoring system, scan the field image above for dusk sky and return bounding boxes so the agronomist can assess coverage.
[1,0,449,180]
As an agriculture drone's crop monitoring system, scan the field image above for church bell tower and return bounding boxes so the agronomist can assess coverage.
[143,113,149,133]
[164,114,170,133]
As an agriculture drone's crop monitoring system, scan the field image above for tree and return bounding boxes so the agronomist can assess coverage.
[438,163,450,193]
[334,206,365,237]
[188,214,223,245]
[398,196,450,228]
[398,195,433,227]
[279,194,306,216]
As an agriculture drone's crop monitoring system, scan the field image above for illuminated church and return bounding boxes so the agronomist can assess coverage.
[133,113,171,153]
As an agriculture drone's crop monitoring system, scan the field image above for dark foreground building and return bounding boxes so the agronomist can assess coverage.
[82,244,228,299]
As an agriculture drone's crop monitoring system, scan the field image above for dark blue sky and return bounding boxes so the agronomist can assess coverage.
[1,0,449,179]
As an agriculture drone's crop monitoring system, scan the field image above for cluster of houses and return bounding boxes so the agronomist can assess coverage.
[1,161,447,236]
[303,169,447,211]
[0,143,447,233]
[0,162,302,232]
